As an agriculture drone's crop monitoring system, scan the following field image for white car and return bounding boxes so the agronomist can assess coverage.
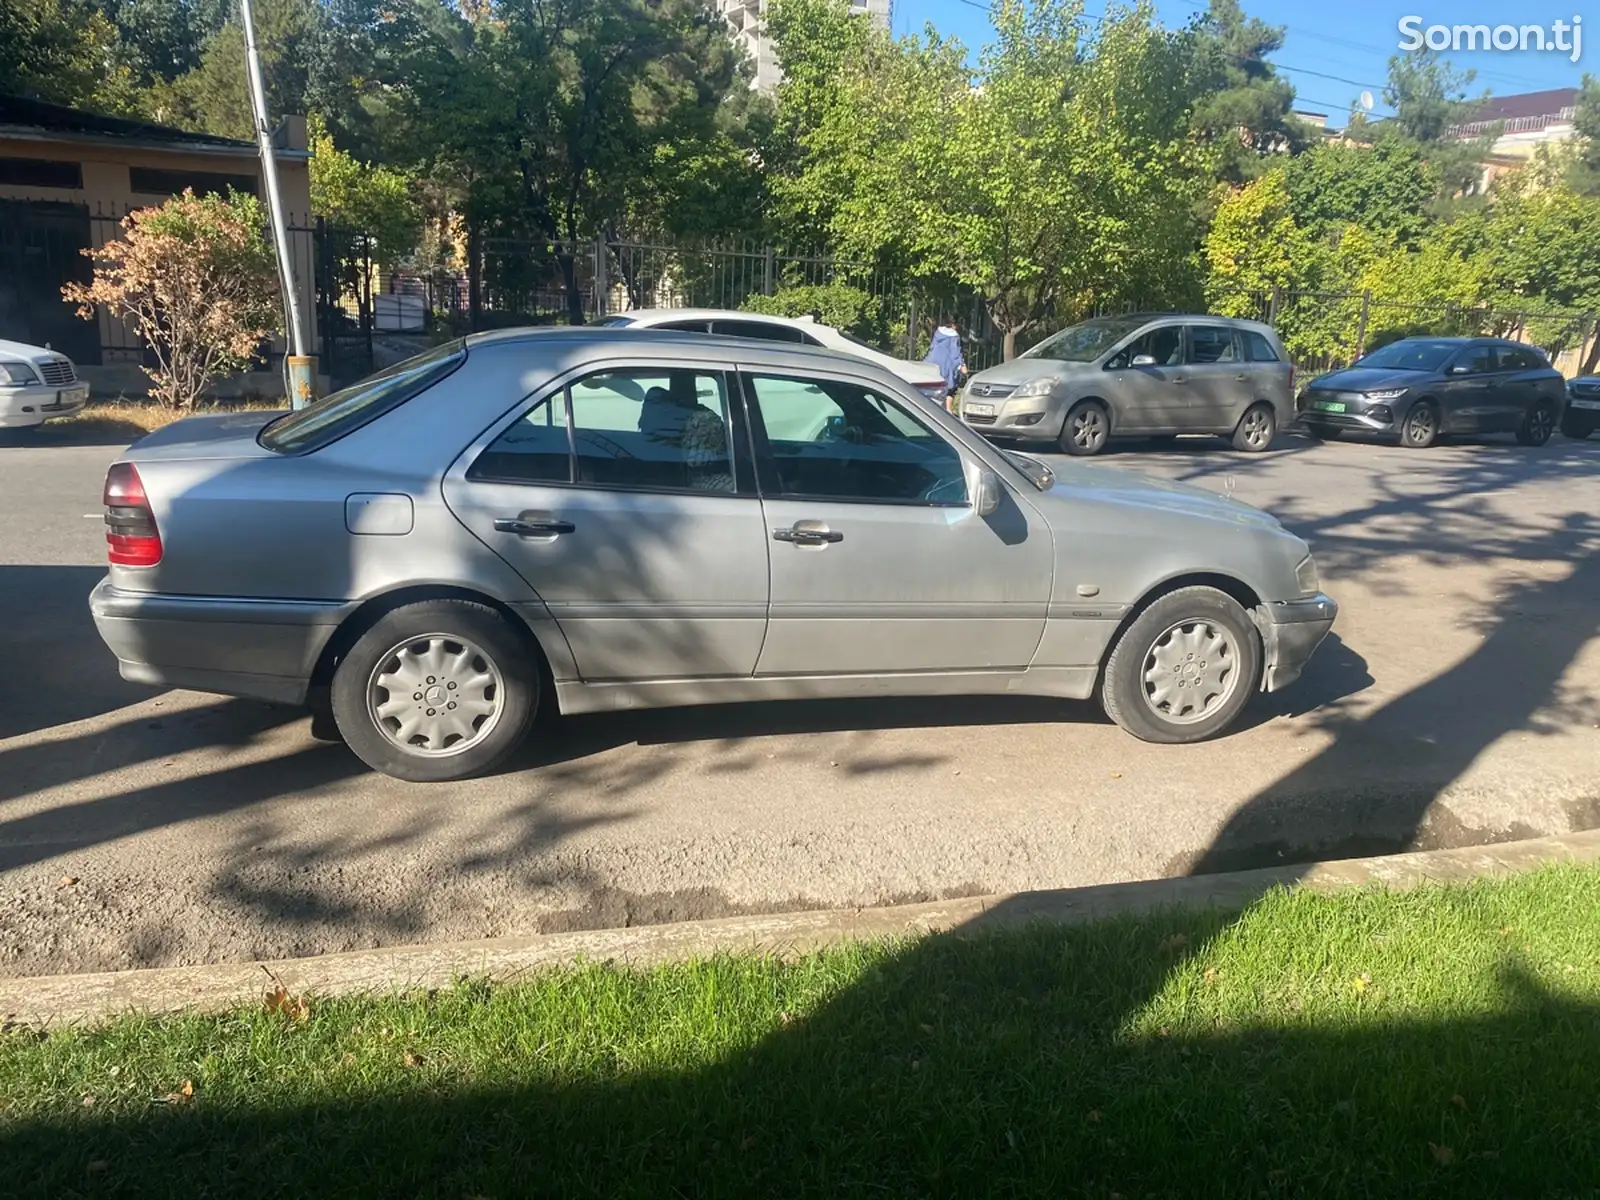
[594,308,950,403]
[0,338,89,428]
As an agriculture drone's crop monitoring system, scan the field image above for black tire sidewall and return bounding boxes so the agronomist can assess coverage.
[1100,586,1263,744]
[1060,401,1109,456]
[1401,401,1438,449]
[1233,403,1276,452]
[331,600,539,782]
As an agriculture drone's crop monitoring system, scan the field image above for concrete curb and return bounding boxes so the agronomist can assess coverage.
[5,829,1599,1028]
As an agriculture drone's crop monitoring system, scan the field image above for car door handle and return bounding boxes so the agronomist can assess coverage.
[1170,375,1188,384]
[494,517,575,537]
[1235,373,1248,382]
[773,523,843,546]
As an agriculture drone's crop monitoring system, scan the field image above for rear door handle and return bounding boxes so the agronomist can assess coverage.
[494,517,575,537]
[773,523,843,546]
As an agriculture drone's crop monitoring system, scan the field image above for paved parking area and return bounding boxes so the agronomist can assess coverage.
[2,425,1598,977]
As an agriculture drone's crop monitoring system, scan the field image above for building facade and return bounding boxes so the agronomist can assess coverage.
[717,0,893,94]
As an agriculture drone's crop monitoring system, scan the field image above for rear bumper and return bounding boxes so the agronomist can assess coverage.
[1255,593,1338,693]
[89,578,356,705]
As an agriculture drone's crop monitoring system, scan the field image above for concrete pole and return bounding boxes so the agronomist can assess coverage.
[240,0,316,408]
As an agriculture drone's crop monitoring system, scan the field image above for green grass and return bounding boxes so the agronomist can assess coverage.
[6,866,1600,1198]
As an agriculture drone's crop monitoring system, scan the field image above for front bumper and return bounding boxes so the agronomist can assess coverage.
[0,381,89,428]
[90,578,356,705]
[1253,593,1338,693]
[960,398,1060,439]
[1297,392,1396,433]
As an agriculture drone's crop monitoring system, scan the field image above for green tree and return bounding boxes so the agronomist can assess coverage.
[1284,139,1437,246]
[308,114,422,266]
[811,0,1211,359]
[1380,49,1492,206]
[1187,0,1302,184]
[0,0,143,112]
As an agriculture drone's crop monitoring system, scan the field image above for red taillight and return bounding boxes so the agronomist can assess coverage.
[104,462,162,567]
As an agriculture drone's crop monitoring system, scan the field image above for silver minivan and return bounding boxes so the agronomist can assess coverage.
[960,314,1294,456]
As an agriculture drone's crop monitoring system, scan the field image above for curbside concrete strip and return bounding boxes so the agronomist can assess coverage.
[6,829,1599,1029]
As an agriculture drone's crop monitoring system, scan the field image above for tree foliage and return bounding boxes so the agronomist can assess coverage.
[308,114,422,267]
[63,190,281,409]
[1186,0,1301,184]
[0,0,144,112]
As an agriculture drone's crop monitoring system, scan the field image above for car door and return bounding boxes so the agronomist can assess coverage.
[1183,324,1249,431]
[1101,323,1187,433]
[1491,344,1543,430]
[1440,344,1499,432]
[442,360,770,682]
[741,368,1053,676]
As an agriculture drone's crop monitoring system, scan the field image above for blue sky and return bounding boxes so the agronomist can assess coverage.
[893,1,1591,121]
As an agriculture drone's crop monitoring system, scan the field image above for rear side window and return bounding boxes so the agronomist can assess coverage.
[1499,345,1545,370]
[1242,331,1280,362]
[1187,326,1239,364]
[712,319,808,344]
[259,340,465,453]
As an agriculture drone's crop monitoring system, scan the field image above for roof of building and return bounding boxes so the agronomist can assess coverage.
[1467,88,1579,123]
[0,95,305,159]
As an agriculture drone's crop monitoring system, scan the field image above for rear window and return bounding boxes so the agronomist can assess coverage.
[259,340,466,454]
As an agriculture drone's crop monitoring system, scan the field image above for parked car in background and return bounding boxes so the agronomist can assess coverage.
[957,314,1293,456]
[0,338,89,429]
[1562,376,1600,440]
[1298,337,1566,449]
[595,308,949,404]
[88,328,1335,783]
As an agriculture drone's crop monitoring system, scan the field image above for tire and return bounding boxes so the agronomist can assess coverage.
[1303,423,1341,441]
[1515,400,1556,447]
[1100,586,1262,745]
[1058,400,1110,456]
[330,599,539,782]
[1231,402,1277,452]
[1399,400,1440,449]
[1561,412,1596,440]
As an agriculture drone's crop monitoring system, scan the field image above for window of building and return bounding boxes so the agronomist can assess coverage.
[0,157,82,189]
[128,167,258,199]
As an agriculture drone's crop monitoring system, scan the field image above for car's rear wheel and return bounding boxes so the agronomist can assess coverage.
[1400,400,1439,449]
[1516,400,1556,446]
[331,599,538,782]
[1059,400,1110,456]
[1231,403,1277,452]
[1100,586,1261,744]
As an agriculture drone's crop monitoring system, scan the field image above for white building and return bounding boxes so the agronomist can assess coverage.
[717,0,893,95]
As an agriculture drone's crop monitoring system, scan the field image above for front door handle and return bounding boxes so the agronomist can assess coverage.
[1170,374,1188,385]
[1235,372,1248,382]
[494,516,575,537]
[773,522,843,546]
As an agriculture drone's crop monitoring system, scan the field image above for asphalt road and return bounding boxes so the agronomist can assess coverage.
[2,422,1598,977]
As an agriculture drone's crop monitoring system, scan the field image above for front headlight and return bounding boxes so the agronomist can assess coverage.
[1363,388,1408,400]
[0,361,40,385]
[1012,376,1061,398]
[1294,553,1319,596]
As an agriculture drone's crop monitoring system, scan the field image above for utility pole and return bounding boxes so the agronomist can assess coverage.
[240,0,316,408]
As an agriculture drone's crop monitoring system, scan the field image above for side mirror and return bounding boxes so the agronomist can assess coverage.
[1131,354,1157,367]
[974,469,1002,517]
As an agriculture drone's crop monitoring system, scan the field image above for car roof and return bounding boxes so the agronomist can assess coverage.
[1077,312,1279,335]
[607,307,818,328]
[462,324,881,369]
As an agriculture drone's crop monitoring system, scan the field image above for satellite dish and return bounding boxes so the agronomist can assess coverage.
[1359,90,1375,112]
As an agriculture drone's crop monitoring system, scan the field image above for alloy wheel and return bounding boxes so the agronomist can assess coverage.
[1070,408,1106,452]
[1140,619,1240,726]
[366,633,505,757]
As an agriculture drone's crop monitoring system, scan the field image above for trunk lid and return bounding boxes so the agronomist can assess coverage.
[123,410,286,462]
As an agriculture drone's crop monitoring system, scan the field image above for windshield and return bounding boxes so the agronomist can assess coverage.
[999,447,1053,491]
[1353,339,1460,372]
[259,339,466,453]
[1023,318,1147,363]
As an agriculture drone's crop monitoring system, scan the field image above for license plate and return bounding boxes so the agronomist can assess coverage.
[1570,397,1600,410]
[964,402,995,417]
[1312,399,1346,413]
[58,384,88,406]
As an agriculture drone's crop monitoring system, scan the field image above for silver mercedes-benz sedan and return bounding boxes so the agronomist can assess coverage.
[90,328,1337,782]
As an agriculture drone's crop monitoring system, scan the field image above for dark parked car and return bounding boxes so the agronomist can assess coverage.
[1298,337,1566,449]
[1562,377,1600,440]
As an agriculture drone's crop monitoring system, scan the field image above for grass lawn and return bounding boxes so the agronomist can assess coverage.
[5,866,1600,1198]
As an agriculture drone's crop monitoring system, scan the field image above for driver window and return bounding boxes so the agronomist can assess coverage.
[1107,325,1181,369]
[745,373,968,506]
[1454,346,1498,375]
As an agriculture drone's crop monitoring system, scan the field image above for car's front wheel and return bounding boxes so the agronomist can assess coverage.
[1400,400,1440,449]
[330,599,539,782]
[1059,400,1110,456]
[1100,586,1262,744]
